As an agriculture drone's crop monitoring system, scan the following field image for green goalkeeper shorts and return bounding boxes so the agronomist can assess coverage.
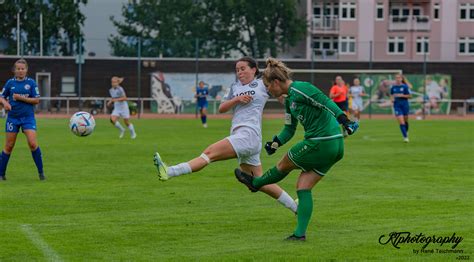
[287,137,344,176]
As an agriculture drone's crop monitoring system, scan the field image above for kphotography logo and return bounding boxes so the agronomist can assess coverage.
[379,232,463,250]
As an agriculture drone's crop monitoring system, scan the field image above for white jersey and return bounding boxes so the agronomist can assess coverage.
[350,85,365,99]
[109,86,128,109]
[426,81,442,99]
[224,78,269,135]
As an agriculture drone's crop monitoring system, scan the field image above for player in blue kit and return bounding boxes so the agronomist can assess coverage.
[390,74,412,143]
[0,59,44,181]
[195,81,209,128]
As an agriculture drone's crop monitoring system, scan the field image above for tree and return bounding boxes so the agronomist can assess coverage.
[208,0,307,58]
[0,0,87,56]
[110,0,219,57]
[110,0,307,58]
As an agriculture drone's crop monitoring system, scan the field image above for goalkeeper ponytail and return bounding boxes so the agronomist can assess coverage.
[262,58,292,86]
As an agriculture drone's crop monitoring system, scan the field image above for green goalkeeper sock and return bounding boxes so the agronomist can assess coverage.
[294,190,313,237]
[252,166,289,189]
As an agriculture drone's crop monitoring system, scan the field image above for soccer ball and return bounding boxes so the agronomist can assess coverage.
[69,111,95,137]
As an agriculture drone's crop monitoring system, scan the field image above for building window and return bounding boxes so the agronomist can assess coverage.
[433,3,440,20]
[376,3,384,20]
[388,37,405,54]
[340,2,356,20]
[313,2,339,17]
[458,37,474,55]
[460,3,474,20]
[313,37,338,50]
[339,37,356,54]
[416,37,429,54]
[413,7,421,17]
[314,6,321,16]
[313,36,339,57]
[61,76,76,95]
[391,7,410,17]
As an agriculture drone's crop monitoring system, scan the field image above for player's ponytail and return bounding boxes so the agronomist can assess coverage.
[236,56,259,77]
[262,57,292,85]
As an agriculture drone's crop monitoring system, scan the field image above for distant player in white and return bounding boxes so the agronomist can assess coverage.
[107,76,137,139]
[153,57,297,214]
[349,78,366,121]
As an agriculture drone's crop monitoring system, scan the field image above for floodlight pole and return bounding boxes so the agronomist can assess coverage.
[195,38,199,117]
[369,41,373,119]
[78,37,83,110]
[137,37,141,119]
[369,41,373,70]
[422,51,427,119]
[40,12,43,56]
[195,38,199,88]
[17,12,20,56]
[310,18,314,84]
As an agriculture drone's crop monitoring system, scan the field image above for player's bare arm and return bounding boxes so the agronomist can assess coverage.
[13,94,39,105]
[107,95,127,106]
[218,95,252,113]
[0,97,11,111]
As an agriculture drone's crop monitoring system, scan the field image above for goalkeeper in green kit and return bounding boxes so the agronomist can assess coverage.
[235,58,358,241]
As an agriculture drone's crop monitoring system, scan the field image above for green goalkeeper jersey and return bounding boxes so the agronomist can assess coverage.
[276,81,345,145]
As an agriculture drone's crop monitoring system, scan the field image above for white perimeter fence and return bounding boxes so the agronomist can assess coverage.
[11,97,474,117]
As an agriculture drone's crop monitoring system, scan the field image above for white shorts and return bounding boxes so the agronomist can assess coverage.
[352,98,363,111]
[226,127,262,166]
[111,106,130,119]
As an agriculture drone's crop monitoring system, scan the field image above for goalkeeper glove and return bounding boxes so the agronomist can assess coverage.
[264,136,282,155]
[337,114,359,135]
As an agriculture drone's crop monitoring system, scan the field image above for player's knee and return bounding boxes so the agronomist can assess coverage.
[28,142,38,151]
[4,143,15,153]
[109,118,115,124]
[277,160,296,173]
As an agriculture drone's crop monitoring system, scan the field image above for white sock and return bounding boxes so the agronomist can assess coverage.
[277,191,298,214]
[128,124,136,134]
[114,122,125,132]
[168,162,192,178]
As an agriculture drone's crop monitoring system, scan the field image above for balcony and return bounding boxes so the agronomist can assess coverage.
[389,15,431,31]
[312,15,339,34]
[312,49,339,60]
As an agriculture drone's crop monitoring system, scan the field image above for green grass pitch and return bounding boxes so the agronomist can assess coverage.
[0,117,472,261]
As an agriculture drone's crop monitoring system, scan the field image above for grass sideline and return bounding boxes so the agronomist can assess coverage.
[0,118,472,261]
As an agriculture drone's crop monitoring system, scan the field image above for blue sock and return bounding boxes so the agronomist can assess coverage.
[405,122,409,132]
[201,115,207,124]
[399,125,407,138]
[0,151,11,176]
[31,147,44,175]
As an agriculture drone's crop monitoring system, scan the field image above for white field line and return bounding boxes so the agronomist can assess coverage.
[20,224,63,262]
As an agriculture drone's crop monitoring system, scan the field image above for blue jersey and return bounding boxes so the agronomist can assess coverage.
[196,86,208,104]
[390,84,410,105]
[2,77,40,118]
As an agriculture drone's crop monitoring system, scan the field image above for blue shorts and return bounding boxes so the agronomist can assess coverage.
[6,116,37,133]
[394,102,409,116]
[197,100,208,110]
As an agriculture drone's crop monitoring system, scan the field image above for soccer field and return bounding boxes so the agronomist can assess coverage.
[0,118,472,261]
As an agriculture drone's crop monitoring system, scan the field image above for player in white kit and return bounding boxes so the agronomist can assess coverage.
[107,76,137,139]
[153,57,297,214]
[349,78,366,121]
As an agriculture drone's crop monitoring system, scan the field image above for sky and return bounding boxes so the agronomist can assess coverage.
[81,0,127,57]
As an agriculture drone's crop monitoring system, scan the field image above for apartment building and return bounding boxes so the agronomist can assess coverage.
[304,0,474,61]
